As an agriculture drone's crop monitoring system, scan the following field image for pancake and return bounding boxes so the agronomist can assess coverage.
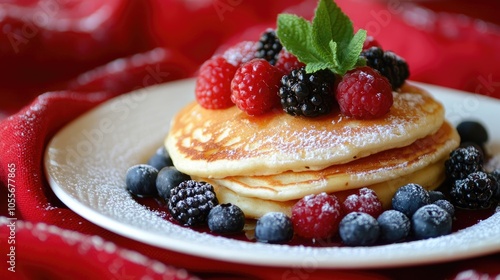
[210,159,447,219]
[166,83,445,178]
[195,122,459,201]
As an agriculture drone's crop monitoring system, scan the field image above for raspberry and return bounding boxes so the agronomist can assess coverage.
[230,59,282,116]
[342,188,383,218]
[450,171,496,209]
[222,41,258,67]
[274,49,305,74]
[361,47,410,90]
[445,145,484,181]
[255,29,282,65]
[195,56,237,109]
[362,35,382,50]
[279,67,336,117]
[336,66,393,119]
[291,193,343,239]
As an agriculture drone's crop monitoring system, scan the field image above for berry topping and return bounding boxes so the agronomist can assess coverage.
[222,41,259,67]
[255,29,282,65]
[156,166,191,200]
[147,146,173,171]
[291,193,343,239]
[361,47,410,90]
[445,146,484,181]
[433,199,455,217]
[255,212,294,244]
[489,169,500,201]
[342,188,383,218]
[168,180,218,226]
[230,59,282,116]
[456,120,489,147]
[450,171,496,210]
[336,66,393,119]
[279,67,336,117]
[377,210,410,243]
[125,164,159,197]
[207,203,245,234]
[339,212,380,246]
[362,35,382,50]
[391,183,431,217]
[195,56,237,109]
[274,49,305,74]
[411,204,452,240]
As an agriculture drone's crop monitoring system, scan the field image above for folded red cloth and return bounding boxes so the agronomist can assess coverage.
[1,0,500,279]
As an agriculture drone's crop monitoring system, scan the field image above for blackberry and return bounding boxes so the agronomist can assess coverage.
[450,171,496,209]
[279,67,336,117]
[168,180,218,226]
[361,47,409,90]
[489,169,500,201]
[445,146,484,181]
[255,29,282,65]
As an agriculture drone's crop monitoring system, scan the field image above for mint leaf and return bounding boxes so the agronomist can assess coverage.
[312,0,353,52]
[337,29,367,73]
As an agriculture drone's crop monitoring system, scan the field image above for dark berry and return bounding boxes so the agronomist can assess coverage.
[342,188,383,218]
[412,204,452,240]
[207,203,245,234]
[377,210,410,243]
[195,55,237,109]
[291,193,343,239]
[456,121,488,147]
[168,180,218,226]
[428,190,446,203]
[255,212,293,244]
[445,146,484,181]
[156,166,191,200]
[147,146,173,171]
[433,199,455,217]
[336,66,393,119]
[231,59,282,115]
[361,47,410,90]
[279,67,336,117]
[450,171,496,209]
[255,29,282,65]
[391,183,431,217]
[125,164,159,197]
[489,169,500,201]
[339,212,380,246]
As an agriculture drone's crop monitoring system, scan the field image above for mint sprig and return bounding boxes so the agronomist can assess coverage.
[277,0,366,75]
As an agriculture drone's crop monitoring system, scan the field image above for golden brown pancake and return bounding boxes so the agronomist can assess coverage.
[166,83,445,178]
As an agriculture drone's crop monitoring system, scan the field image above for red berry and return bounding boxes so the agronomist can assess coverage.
[195,56,237,109]
[274,49,305,74]
[222,41,259,67]
[230,59,282,116]
[336,66,393,119]
[342,188,383,218]
[291,193,343,239]
[363,35,382,50]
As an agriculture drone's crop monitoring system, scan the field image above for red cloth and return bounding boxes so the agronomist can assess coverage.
[1,0,500,279]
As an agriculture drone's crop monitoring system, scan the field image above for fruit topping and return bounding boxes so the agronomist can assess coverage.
[291,192,343,239]
[450,171,497,209]
[411,204,452,240]
[125,164,159,197]
[208,203,246,234]
[255,212,294,244]
[274,49,305,74]
[391,183,431,217]
[147,146,173,171]
[342,187,383,218]
[377,210,410,243]
[222,41,259,67]
[195,56,237,109]
[445,145,484,181]
[279,67,336,117]
[156,166,191,200]
[361,46,410,90]
[428,190,446,203]
[255,29,283,65]
[168,180,218,226]
[456,120,489,148]
[339,212,380,246]
[433,199,455,217]
[230,59,282,115]
[336,66,393,119]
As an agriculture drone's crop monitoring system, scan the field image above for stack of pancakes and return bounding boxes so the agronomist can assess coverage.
[166,84,459,218]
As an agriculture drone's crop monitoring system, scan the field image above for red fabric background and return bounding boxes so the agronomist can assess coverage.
[1,0,499,279]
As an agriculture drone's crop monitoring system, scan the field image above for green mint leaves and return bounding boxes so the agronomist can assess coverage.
[277,0,366,75]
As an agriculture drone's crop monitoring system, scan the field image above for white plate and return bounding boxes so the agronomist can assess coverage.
[44,79,500,269]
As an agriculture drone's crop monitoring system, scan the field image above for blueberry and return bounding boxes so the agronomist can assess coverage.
[412,204,452,240]
[428,190,446,203]
[125,164,159,197]
[208,203,245,234]
[156,166,191,199]
[147,146,173,171]
[377,210,410,243]
[392,183,430,217]
[456,121,488,147]
[255,212,293,244]
[339,212,380,246]
[433,199,455,217]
